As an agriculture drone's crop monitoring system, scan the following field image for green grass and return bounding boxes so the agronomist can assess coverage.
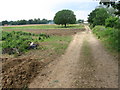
[81,39,94,64]
[2,24,84,30]
[0,42,2,54]
[75,39,96,88]
[82,40,91,56]
[43,35,72,54]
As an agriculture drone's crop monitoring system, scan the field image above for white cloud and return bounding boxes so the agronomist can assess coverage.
[75,10,91,21]
[0,0,99,21]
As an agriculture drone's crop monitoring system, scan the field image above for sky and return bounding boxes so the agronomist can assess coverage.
[0,0,99,22]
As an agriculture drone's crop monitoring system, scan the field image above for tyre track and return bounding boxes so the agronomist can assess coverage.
[29,26,118,88]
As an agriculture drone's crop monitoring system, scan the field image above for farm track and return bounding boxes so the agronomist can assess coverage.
[29,25,118,88]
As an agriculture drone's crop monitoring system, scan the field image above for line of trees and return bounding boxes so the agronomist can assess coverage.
[88,0,120,28]
[88,0,120,52]
[100,0,120,16]
[88,7,120,29]
[1,18,53,26]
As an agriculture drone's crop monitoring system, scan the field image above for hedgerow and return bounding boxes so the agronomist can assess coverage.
[93,26,120,52]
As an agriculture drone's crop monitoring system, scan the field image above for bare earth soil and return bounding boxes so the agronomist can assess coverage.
[29,26,118,88]
[4,29,85,36]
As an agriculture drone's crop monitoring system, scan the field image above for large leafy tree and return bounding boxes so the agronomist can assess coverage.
[100,0,120,16]
[88,8,110,27]
[54,9,76,27]
[88,9,99,25]
[2,20,9,26]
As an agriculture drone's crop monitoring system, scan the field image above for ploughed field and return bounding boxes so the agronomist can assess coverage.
[2,24,84,36]
[1,24,85,88]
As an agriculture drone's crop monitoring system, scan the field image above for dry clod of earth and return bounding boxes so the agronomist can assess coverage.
[2,58,45,88]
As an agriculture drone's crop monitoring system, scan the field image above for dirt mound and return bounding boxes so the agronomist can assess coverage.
[2,57,46,88]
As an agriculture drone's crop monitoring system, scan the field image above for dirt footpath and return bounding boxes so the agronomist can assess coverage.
[29,26,118,88]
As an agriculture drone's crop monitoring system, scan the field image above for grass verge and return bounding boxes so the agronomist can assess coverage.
[42,35,72,54]
[75,39,96,88]
[92,25,120,52]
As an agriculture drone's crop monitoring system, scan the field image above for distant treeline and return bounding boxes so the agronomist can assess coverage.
[1,18,54,26]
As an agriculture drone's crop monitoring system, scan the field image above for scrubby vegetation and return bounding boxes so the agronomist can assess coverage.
[88,5,120,52]
[93,26,120,52]
[105,16,120,29]
[1,31,49,55]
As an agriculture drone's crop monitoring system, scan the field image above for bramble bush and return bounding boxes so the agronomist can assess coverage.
[93,26,120,52]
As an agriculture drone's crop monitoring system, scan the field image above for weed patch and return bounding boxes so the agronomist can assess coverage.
[2,31,49,55]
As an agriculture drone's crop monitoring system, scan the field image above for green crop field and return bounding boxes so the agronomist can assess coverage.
[1,31,50,55]
[2,24,84,30]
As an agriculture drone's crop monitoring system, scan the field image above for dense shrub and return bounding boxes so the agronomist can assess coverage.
[88,8,110,27]
[105,16,120,29]
[93,26,120,52]
[114,18,120,29]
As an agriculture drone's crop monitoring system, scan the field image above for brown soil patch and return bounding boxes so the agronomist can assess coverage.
[1,47,62,88]
[4,28,85,36]
[2,57,44,88]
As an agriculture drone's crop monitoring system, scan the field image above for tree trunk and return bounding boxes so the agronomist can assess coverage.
[64,23,67,28]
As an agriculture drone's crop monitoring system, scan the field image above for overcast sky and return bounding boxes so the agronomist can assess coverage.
[0,0,99,21]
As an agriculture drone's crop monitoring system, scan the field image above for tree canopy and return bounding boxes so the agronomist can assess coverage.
[88,8,110,27]
[54,9,76,27]
[100,0,120,16]
[1,18,52,26]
